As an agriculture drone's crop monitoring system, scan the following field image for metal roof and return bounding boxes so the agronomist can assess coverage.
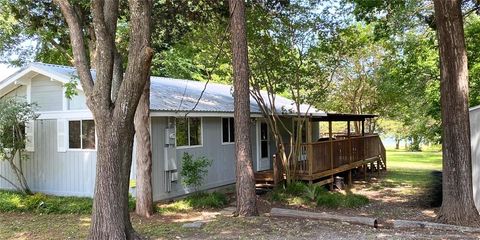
[0,62,326,116]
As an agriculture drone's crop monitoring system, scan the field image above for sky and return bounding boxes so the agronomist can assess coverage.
[0,64,19,81]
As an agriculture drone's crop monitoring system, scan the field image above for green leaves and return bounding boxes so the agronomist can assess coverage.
[0,98,38,157]
[179,152,212,191]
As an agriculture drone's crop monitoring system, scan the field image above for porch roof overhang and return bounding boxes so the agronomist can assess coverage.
[310,113,377,122]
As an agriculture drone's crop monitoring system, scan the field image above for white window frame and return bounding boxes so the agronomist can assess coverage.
[175,117,203,149]
[221,117,235,145]
[68,119,97,151]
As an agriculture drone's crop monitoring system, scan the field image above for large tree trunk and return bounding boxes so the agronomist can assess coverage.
[433,0,480,226]
[55,0,153,238]
[134,79,154,218]
[229,0,258,217]
[90,117,140,239]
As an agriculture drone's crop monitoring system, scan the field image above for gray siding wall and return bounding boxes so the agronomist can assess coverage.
[31,75,63,111]
[151,117,261,201]
[0,119,97,196]
[2,85,27,99]
[471,108,480,212]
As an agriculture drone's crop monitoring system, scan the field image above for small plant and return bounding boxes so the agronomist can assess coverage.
[304,185,323,201]
[187,192,228,209]
[156,192,228,214]
[180,152,212,191]
[316,189,369,209]
[284,181,307,195]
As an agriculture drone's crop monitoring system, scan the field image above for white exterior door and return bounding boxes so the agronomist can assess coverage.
[256,120,271,171]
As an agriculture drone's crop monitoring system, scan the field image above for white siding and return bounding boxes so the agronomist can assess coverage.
[0,119,97,196]
[68,91,87,110]
[471,107,480,212]
[30,75,63,111]
[2,85,27,100]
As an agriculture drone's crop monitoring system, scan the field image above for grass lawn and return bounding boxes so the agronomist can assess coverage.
[384,149,442,190]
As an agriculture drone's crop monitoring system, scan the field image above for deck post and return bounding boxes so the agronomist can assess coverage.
[347,121,352,186]
[362,120,367,181]
[307,119,313,184]
[329,121,334,189]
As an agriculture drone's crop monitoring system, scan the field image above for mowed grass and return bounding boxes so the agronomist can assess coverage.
[379,149,442,192]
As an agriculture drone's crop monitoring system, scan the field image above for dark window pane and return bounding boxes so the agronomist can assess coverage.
[189,118,201,146]
[261,122,268,140]
[176,118,188,146]
[222,118,229,143]
[229,118,235,142]
[261,141,268,158]
[69,121,81,149]
[82,120,96,149]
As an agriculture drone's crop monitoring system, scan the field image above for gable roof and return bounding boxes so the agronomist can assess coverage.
[0,62,326,116]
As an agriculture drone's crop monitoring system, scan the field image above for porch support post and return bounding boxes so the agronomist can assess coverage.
[307,119,313,184]
[329,121,334,189]
[362,120,367,181]
[347,121,352,186]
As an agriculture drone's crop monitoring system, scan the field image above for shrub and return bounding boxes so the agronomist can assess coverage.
[316,189,369,209]
[284,181,307,195]
[304,185,323,201]
[187,192,228,209]
[180,153,212,191]
[156,191,228,214]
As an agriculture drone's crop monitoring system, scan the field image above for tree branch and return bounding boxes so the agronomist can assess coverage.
[53,0,94,98]
[114,0,153,119]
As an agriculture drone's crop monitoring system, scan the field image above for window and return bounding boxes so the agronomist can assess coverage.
[222,118,235,143]
[176,117,202,147]
[260,122,269,158]
[69,120,96,149]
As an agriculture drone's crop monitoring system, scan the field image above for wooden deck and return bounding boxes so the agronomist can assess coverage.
[255,134,386,187]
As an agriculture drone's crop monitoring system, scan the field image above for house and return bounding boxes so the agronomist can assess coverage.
[470,105,480,211]
[0,62,386,201]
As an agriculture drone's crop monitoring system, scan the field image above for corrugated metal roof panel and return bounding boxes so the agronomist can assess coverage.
[2,62,325,116]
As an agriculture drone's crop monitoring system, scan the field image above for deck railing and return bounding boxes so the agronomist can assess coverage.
[285,134,385,176]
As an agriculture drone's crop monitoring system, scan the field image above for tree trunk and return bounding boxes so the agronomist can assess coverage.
[229,0,258,217]
[433,0,480,226]
[395,138,400,150]
[90,117,140,239]
[134,78,154,218]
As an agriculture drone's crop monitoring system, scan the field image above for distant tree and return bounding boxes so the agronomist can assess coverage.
[229,0,258,217]
[433,0,480,226]
[0,98,38,195]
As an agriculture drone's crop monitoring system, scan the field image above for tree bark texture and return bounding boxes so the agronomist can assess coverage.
[433,0,480,226]
[134,78,154,218]
[55,0,154,238]
[229,0,258,217]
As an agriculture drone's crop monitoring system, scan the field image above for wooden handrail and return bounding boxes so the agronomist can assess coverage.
[303,134,380,145]
[277,135,386,180]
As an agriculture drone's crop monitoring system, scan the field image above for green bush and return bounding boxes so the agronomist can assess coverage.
[0,190,93,214]
[157,191,228,214]
[316,189,369,209]
[180,153,212,191]
[284,181,308,195]
[267,182,369,209]
[187,192,228,209]
[304,185,323,201]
